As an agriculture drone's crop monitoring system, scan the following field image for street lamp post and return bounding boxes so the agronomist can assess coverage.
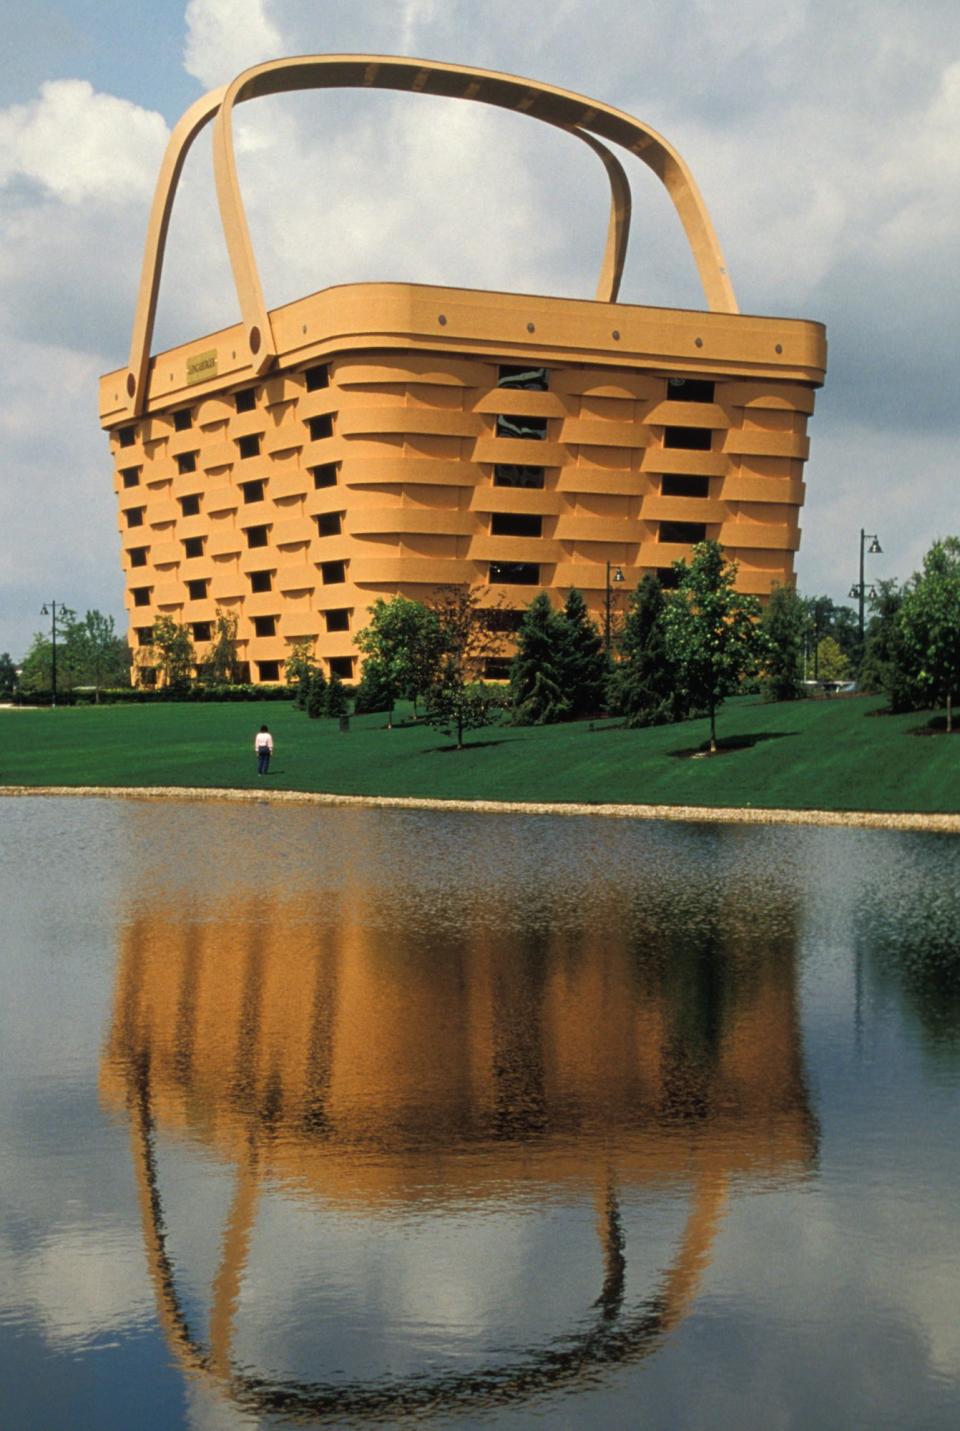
[604,562,624,657]
[848,529,882,657]
[40,601,65,707]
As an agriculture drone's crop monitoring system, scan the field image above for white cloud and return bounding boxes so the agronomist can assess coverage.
[183,0,285,89]
[0,1227,152,1347]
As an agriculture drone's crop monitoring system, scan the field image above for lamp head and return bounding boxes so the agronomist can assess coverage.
[868,537,882,555]
[848,586,859,600]
[40,604,49,616]
[614,567,624,583]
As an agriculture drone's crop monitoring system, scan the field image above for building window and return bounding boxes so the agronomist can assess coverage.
[192,622,212,641]
[491,512,542,538]
[656,567,681,589]
[126,507,145,528]
[249,570,273,593]
[176,452,197,474]
[308,414,333,442]
[187,578,208,600]
[135,627,153,647]
[494,464,544,489]
[234,387,257,413]
[497,364,548,391]
[179,494,201,517]
[173,407,193,431]
[661,474,710,498]
[329,656,353,680]
[315,511,342,537]
[666,377,715,404]
[659,521,707,545]
[245,524,269,548]
[257,660,281,682]
[129,546,148,568]
[324,608,350,632]
[663,426,712,451]
[489,561,540,585]
[320,560,346,585]
[483,657,514,679]
[496,414,547,440]
[139,666,157,686]
[183,536,204,558]
[118,425,136,448]
[132,587,151,607]
[305,364,329,391]
[121,466,140,488]
[252,615,277,637]
[484,608,524,633]
[241,480,265,504]
[237,433,261,459]
[312,463,338,488]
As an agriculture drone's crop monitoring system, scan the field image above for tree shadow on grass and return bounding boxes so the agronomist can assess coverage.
[423,739,513,754]
[908,716,960,736]
[668,731,796,760]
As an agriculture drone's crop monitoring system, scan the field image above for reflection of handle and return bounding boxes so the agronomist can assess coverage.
[126,1054,727,1420]
[123,54,737,416]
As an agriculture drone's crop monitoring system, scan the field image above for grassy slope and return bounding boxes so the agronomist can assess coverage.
[2,695,958,813]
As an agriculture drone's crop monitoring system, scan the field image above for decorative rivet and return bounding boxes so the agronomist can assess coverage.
[438,314,447,325]
[775,343,783,354]
[694,337,704,348]
[612,329,621,341]
[249,326,261,354]
[527,322,536,333]
[126,373,136,397]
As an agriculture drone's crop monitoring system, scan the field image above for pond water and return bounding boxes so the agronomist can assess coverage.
[1,796,959,1430]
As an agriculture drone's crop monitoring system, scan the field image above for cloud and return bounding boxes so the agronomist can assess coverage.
[183,0,285,89]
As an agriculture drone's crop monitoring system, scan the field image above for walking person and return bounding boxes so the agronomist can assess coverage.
[254,724,273,776]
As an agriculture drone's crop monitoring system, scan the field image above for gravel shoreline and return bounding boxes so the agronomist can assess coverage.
[3,785,959,833]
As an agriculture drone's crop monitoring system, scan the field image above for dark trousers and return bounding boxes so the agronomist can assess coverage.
[257,748,270,774]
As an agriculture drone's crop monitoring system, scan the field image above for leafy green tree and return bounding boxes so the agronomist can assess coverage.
[510,593,569,725]
[0,652,17,697]
[353,657,396,716]
[898,537,960,731]
[859,580,924,711]
[607,574,680,726]
[19,607,78,693]
[802,595,859,676]
[323,671,349,719]
[202,609,242,686]
[663,541,764,753]
[760,584,807,701]
[64,610,130,699]
[557,588,608,718]
[148,616,194,691]
[284,638,317,709]
[356,596,443,724]
[305,667,328,719]
[815,636,849,682]
[425,586,502,749]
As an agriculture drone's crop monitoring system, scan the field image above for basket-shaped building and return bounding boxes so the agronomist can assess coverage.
[99,56,826,685]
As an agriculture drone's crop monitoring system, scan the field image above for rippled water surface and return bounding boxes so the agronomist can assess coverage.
[2,796,959,1429]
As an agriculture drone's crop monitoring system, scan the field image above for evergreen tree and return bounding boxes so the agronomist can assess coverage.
[607,575,680,726]
[284,638,317,709]
[323,671,349,718]
[510,593,569,724]
[353,657,396,716]
[305,668,328,718]
[0,653,16,697]
[557,588,608,718]
[760,583,806,701]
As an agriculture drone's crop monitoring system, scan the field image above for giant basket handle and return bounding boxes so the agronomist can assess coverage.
[124,55,738,415]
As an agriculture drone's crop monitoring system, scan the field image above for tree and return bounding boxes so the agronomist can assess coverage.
[815,636,849,682]
[663,541,765,753]
[18,606,78,694]
[284,638,317,709]
[353,657,396,716]
[202,609,242,685]
[760,584,806,701]
[64,610,130,700]
[556,588,608,718]
[305,668,328,719]
[148,616,194,691]
[355,596,443,724]
[0,652,17,697]
[802,595,859,677]
[425,586,503,749]
[607,574,681,726]
[860,579,924,712]
[323,671,349,718]
[510,593,569,725]
[898,537,960,731]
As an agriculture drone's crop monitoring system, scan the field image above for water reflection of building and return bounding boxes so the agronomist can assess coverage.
[101,879,816,1418]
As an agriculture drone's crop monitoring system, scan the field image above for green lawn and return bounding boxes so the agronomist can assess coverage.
[2,694,959,813]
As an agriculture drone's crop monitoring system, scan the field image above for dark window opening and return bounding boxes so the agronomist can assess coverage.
[192,622,212,641]
[241,480,265,503]
[121,466,140,488]
[139,666,157,686]
[132,587,151,607]
[253,615,277,637]
[305,364,329,391]
[659,521,707,545]
[324,608,350,632]
[661,474,711,498]
[312,463,338,489]
[249,570,273,593]
[497,365,549,391]
[187,578,208,600]
[491,512,542,538]
[179,494,200,517]
[237,433,261,459]
[483,657,514,680]
[483,608,524,633]
[656,567,681,589]
[176,452,197,474]
[489,561,540,585]
[245,524,269,549]
[666,378,715,404]
[256,660,281,682]
[234,387,257,413]
[118,425,136,448]
[496,414,547,440]
[182,536,204,558]
[126,507,144,528]
[494,464,544,489]
[663,426,712,451]
[135,628,153,647]
[173,408,193,431]
[234,662,251,683]
[129,547,148,568]
[308,414,333,442]
[315,511,342,537]
[329,656,353,680]
[320,560,346,585]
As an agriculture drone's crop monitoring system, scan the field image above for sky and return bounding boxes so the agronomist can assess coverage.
[1,0,958,659]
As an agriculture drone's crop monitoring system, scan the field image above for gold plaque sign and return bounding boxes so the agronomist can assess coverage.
[186,349,218,385]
